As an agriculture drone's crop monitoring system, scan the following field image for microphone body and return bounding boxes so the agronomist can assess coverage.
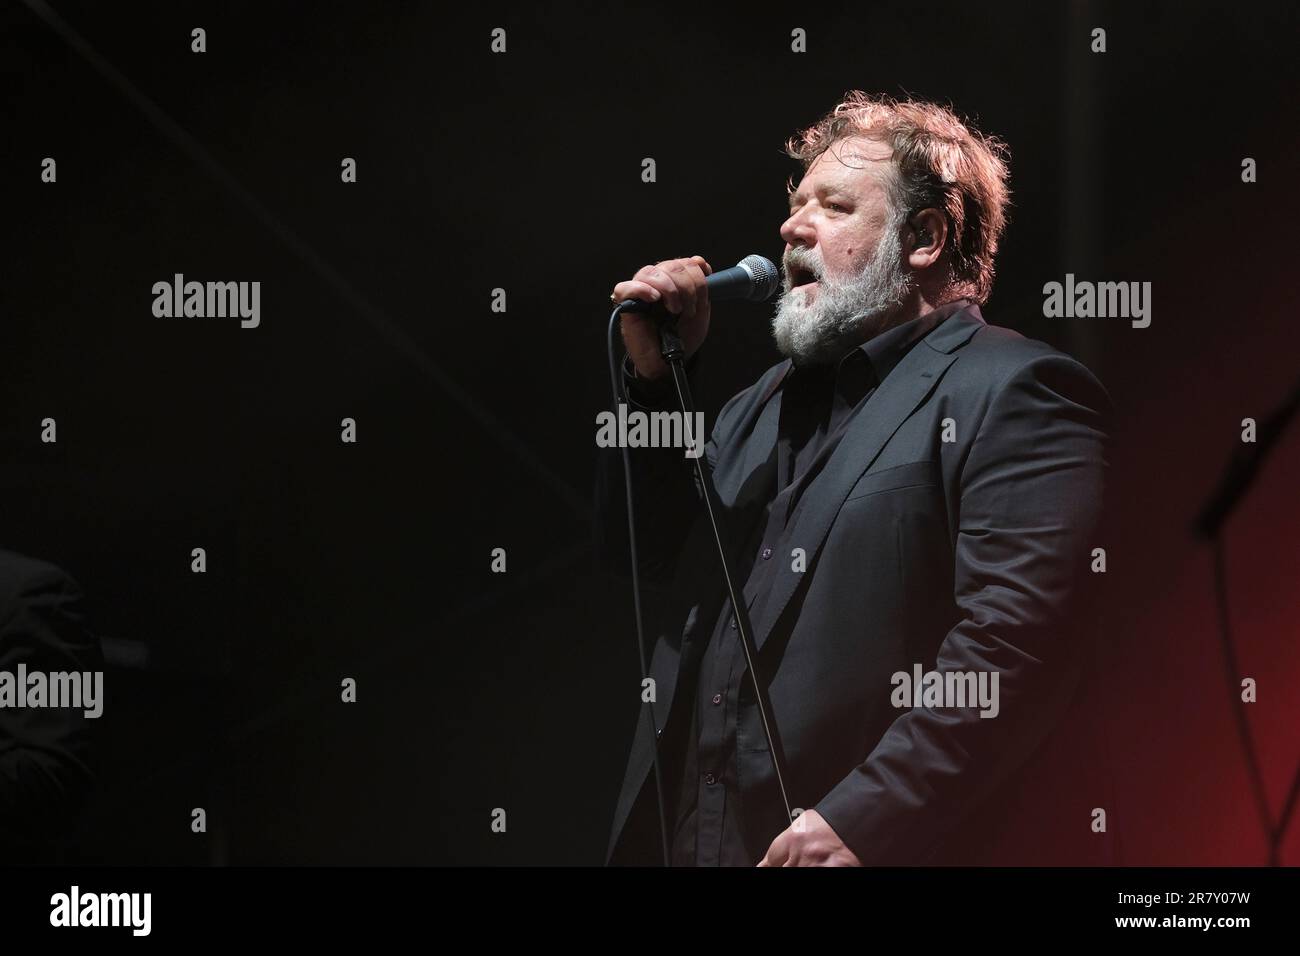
[616,254,779,314]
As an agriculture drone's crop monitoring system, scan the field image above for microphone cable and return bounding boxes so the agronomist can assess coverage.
[605,303,672,867]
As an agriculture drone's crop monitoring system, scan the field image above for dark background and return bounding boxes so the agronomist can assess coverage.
[3,0,1297,864]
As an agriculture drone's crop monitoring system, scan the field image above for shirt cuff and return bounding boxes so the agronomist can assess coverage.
[621,354,686,410]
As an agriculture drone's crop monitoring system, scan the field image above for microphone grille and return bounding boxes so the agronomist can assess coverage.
[739,254,780,302]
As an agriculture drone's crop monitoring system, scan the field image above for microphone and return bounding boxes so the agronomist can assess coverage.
[616,254,780,313]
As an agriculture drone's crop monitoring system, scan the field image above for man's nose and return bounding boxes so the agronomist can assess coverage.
[780,210,815,248]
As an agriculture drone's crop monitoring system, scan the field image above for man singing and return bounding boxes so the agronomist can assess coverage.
[599,91,1112,866]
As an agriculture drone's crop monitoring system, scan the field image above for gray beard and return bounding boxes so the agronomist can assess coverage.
[771,218,915,367]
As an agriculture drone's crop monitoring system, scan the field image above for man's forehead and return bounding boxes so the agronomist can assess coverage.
[797,137,893,194]
[823,136,893,165]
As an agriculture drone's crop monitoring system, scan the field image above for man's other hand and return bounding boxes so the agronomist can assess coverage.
[756,809,862,867]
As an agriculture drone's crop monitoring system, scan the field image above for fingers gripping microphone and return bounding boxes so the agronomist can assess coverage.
[616,254,780,313]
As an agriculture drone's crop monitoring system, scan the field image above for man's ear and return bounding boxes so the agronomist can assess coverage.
[907,208,947,269]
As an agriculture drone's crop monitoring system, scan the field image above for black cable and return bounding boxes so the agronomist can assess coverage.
[1197,376,1300,865]
[1210,533,1298,866]
[606,305,671,867]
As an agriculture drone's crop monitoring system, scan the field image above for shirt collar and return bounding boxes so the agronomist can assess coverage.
[849,297,973,385]
[782,298,975,401]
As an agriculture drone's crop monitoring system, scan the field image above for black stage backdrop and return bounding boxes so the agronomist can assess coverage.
[3,0,1298,868]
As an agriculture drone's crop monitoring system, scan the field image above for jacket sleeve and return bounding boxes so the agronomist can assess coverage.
[812,350,1114,865]
[0,559,103,844]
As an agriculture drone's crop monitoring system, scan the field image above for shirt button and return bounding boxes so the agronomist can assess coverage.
[712,693,722,705]
[762,547,772,560]
[704,772,716,786]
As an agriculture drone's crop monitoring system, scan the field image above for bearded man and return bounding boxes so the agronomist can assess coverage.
[598,92,1113,867]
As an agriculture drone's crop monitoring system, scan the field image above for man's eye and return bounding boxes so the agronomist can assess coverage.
[829,203,847,212]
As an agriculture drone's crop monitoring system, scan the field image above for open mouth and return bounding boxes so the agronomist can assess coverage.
[789,265,818,288]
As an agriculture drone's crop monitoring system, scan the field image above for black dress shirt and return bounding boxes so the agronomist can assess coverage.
[621,300,971,866]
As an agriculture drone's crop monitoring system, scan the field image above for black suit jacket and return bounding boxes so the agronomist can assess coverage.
[600,303,1114,865]
[0,549,102,861]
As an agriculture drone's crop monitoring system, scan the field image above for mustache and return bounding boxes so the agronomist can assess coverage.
[783,251,823,282]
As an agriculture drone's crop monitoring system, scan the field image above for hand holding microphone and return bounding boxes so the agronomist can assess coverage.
[611,254,779,383]
[611,256,713,384]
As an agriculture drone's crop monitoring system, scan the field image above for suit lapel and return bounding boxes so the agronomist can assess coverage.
[749,311,981,657]
[710,361,791,619]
